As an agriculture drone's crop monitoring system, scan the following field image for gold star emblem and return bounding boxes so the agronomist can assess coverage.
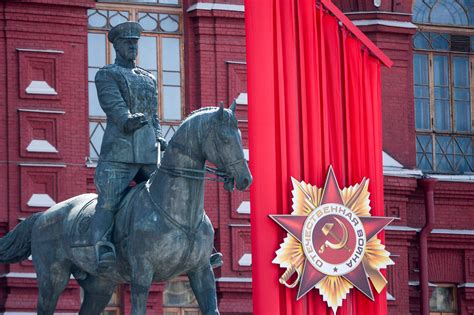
[270,166,394,313]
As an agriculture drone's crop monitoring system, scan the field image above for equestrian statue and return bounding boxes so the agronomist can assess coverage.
[0,21,252,315]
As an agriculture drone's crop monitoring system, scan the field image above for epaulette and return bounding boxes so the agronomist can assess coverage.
[136,66,156,79]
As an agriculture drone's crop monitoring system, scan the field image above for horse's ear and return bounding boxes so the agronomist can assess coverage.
[230,99,237,114]
[217,101,225,121]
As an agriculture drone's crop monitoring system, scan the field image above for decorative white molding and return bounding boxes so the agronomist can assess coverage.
[243,149,249,161]
[352,19,417,29]
[16,48,64,54]
[409,281,437,287]
[431,174,474,183]
[19,163,66,168]
[26,139,58,153]
[229,224,250,227]
[236,201,250,215]
[382,151,423,178]
[458,283,474,288]
[432,229,474,235]
[385,226,420,232]
[25,80,57,95]
[345,11,412,16]
[187,2,244,13]
[215,277,252,283]
[236,92,248,105]
[383,151,403,168]
[387,292,395,301]
[238,253,252,267]
[18,108,65,114]
[0,272,37,279]
[27,194,56,207]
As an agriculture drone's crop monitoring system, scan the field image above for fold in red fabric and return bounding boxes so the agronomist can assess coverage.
[245,0,387,314]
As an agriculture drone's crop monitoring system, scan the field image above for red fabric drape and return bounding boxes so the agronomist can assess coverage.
[246,0,387,314]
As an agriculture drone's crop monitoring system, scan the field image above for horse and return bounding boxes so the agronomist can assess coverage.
[0,104,252,315]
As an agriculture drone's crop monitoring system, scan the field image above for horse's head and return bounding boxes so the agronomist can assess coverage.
[202,103,252,191]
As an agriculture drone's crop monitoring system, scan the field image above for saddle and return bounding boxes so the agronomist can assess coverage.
[69,182,146,248]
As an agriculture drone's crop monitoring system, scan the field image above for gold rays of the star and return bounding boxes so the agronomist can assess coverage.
[273,177,392,310]
[316,276,353,314]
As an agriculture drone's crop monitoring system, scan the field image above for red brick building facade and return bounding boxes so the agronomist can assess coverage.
[0,0,473,314]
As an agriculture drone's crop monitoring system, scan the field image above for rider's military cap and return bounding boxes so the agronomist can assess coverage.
[108,22,143,43]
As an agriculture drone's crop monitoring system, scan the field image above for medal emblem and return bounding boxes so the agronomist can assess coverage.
[270,166,394,312]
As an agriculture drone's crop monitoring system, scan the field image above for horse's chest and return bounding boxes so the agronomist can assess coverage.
[143,219,214,279]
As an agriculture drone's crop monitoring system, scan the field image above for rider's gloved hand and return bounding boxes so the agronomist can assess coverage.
[157,137,168,151]
[124,113,148,133]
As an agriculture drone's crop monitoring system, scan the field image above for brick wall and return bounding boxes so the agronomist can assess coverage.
[0,0,94,312]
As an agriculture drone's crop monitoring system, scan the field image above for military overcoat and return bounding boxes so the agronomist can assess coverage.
[95,63,162,164]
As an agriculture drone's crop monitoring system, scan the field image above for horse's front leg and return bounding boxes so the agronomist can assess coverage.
[130,259,154,315]
[188,264,220,315]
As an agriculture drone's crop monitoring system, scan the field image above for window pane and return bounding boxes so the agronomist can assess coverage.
[109,11,129,27]
[431,33,450,51]
[455,101,471,131]
[435,136,454,171]
[88,68,99,82]
[163,86,181,120]
[162,37,180,71]
[90,121,106,160]
[430,1,468,25]
[435,100,451,131]
[414,54,430,130]
[416,135,433,171]
[138,12,158,32]
[415,99,430,130]
[88,10,107,28]
[453,56,471,132]
[453,56,469,87]
[433,55,449,86]
[413,32,430,49]
[430,286,456,312]
[138,36,157,71]
[160,14,179,32]
[433,55,450,131]
[89,82,105,117]
[414,54,429,84]
[163,71,180,86]
[88,33,106,67]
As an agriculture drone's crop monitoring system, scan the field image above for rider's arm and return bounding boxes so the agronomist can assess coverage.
[95,69,130,133]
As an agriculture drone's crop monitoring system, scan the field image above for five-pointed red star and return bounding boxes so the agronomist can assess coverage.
[270,167,393,300]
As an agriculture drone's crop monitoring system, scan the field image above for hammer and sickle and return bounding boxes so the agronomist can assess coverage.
[318,217,351,254]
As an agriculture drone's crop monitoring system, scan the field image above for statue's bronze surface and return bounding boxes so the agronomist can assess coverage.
[92,22,167,268]
[0,21,252,315]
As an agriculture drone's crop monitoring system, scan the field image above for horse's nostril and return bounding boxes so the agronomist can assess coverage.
[243,178,249,187]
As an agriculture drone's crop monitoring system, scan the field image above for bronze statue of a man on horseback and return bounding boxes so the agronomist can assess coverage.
[0,22,252,315]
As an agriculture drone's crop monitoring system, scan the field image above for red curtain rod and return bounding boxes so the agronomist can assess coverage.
[320,0,394,68]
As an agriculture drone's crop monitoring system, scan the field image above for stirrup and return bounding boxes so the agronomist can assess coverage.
[94,240,116,264]
[210,252,223,269]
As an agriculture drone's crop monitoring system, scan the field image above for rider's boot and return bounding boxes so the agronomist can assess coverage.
[91,209,116,270]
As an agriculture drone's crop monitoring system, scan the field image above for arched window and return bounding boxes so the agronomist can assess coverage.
[413,0,474,173]
[413,0,474,26]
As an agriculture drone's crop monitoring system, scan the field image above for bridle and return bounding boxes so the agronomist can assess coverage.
[158,118,246,186]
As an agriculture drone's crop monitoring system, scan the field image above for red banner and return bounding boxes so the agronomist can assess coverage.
[245,0,388,314]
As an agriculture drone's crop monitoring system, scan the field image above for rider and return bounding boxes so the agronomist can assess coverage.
[92,21,167,269]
